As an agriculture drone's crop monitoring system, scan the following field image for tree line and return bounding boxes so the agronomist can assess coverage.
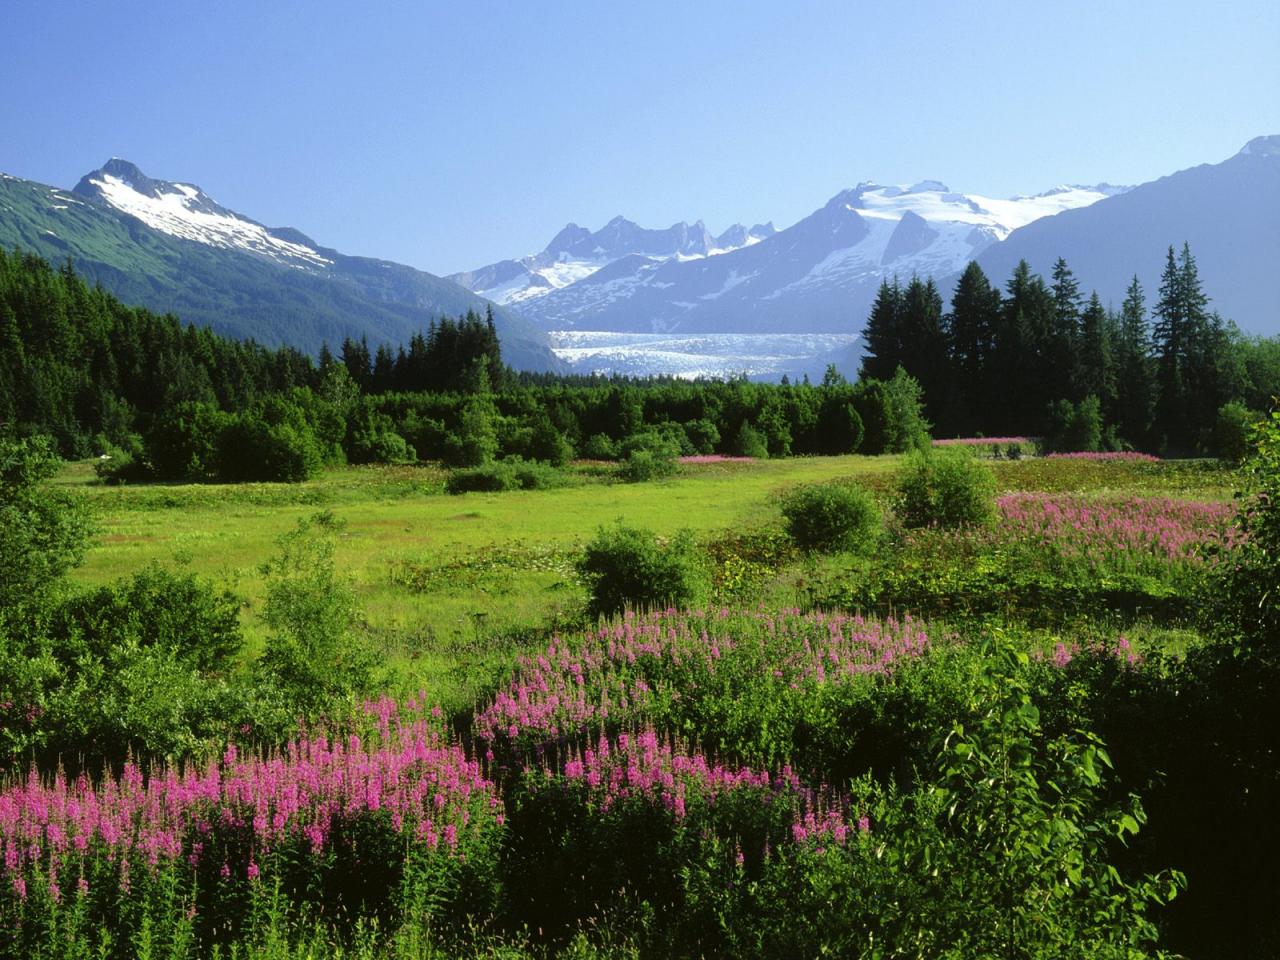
[0,250,934,482]
[862,244,1279,453]
[3,245,1274,484]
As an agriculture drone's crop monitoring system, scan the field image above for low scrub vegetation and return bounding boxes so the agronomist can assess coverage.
[780,482,882,554]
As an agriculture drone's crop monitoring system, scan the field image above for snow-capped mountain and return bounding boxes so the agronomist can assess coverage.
[495,181,1125,335]
[73,159,333,270]
[449,217,776,306]
[0,160,559,370]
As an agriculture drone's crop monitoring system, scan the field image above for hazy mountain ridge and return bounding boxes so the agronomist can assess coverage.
[449,216,777,306]
[972,136,1280,332]
[497,181,1126,335]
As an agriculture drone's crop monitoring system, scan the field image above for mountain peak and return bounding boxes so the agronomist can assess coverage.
[76,159,174,201]
[101,158,148,183]
[68,159,333,270]
[1238,134,1280,159]
[544,222,592,254]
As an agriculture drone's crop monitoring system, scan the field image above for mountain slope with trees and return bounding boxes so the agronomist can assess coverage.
[0,164,560,371]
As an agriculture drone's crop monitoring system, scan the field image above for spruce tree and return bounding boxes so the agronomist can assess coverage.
[1050,257,1083,401]
[1114,276,1155,447]
[1078,291,1114,410]
[898,276,949,429]
[860,278,905,382]
[946,261,1002,434]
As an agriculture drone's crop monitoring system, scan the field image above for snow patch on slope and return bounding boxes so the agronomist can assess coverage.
[87,173,332,269]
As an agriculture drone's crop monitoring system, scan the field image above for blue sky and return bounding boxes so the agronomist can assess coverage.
[2,0,1277,275]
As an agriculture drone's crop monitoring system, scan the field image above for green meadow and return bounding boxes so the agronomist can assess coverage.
[57,454,1237,710]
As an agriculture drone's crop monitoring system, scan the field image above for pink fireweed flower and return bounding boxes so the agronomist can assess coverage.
[0,699,503,886]
[995,493,1238,573]
[475,609,933,748]
[551,727,862,848]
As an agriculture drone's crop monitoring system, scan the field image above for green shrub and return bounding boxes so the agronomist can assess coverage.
[815,399,864,454]
[347,409,416,466]
[684,418,721,454]
[621,427,686,459]
[446,457,568,494]
[445,393,500,467]
[528,413,574,466]
[447,460,519,493]
[618,448,677,483]
[0,435,90,619]
[617,431,680,482]
[581,433,621,460]
[897,449,995,528]
[254,513,373,730]
[1,564,246,765]
[54,565,242,674]
[882,367,933,453]
[730,421,770,459]
[1210,401,1257,462]
[145,401,231,481]
[1046,395,1104,453]
[781,483,881,554]
[219,416,325,482]
[1219,408,1280,640]
[578,525,709,618]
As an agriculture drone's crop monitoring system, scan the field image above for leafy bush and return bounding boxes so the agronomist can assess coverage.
[684,418,721,454]
[897,449,995,528]
[581,433,621,460]
[527,413,574,466]
[815,399,864,454]
[54,565,242,674]
[781,483,881,554]
[1219,408,1280,639]
[577,525,710,618]
[347,408,416,466]
[616,431,680,482]
[882,367,933,453]
[730,421,770,459]
[618,448,678,483]
[0,436,90,619]
[445,393,500,467]
[219,416,325,482]
[2,565,246,765]
[1046,395,1104,453]
[145,401,232,481]
[446,457,568,494]
[254,513,374,730]
[1210,401,1257,462]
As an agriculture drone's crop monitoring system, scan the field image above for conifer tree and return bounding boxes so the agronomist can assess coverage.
[898,276,949,428]
[1114,275,1155,447]
[1050,257,1083,401]
[946,261,1002,434]
[1078,291,1114,408]
[860,278,905,382]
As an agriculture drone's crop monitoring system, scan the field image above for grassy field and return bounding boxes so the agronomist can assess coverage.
[57,454,1238,710]
[59,456,905,702]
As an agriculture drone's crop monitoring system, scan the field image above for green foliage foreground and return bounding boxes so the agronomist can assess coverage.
[1,419,1278,958]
